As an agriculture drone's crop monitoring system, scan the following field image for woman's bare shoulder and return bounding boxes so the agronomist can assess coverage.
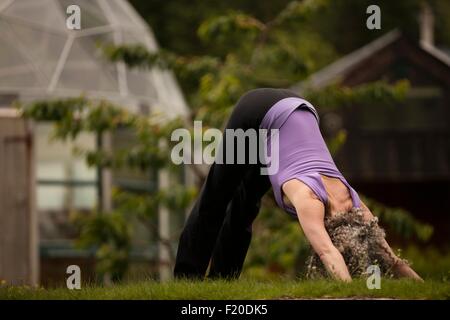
[282,179,321,207]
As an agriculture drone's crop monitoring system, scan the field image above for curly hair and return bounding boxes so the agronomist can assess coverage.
[306,207,407,279]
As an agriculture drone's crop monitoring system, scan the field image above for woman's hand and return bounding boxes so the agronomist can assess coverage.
[392,260,424,282]
[283,179,352,282]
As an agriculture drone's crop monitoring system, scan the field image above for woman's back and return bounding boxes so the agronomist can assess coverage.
[268,107,361,216]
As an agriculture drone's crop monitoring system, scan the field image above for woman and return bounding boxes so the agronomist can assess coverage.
[174,88,422,281]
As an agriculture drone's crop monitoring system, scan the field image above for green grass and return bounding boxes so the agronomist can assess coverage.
[1,278,449,300]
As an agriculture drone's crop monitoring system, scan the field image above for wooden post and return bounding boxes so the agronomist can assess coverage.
[0,109,39,286]
[97,131,112,213]
[158,168,171,281]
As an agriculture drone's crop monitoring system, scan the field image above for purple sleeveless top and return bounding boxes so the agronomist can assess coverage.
[260,97,361,217]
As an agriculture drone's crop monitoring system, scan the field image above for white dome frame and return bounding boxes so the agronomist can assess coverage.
[0,0,189,118]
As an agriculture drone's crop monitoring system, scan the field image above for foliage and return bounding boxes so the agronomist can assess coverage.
[129,0,450,58]
[303,80,411,111]
[18,98,197,281]
[402,245,450,281]
[361,196,434,243]
[71,212,131,282]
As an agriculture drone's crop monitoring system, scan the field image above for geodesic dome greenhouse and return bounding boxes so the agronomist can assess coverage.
[0,0,189,117]
[0,0,191,271]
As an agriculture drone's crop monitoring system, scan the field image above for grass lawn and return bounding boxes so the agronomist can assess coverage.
[1,278,449,300]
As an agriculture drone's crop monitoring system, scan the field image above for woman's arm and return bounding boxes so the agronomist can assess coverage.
[359,200,424,281]
[283,179,352,282]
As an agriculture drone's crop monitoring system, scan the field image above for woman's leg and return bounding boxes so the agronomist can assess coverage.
[174,161,248,279]
[173,92,263,279]
[208,165,271,279]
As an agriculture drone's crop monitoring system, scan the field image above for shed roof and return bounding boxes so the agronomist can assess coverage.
[291,29,450,92]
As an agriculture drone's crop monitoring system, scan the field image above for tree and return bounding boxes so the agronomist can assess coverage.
[129,0,450,59]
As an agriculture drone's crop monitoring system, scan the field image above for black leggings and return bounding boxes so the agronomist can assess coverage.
[174,88,301,279]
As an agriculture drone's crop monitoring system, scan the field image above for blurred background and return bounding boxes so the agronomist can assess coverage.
[0,0,449,287]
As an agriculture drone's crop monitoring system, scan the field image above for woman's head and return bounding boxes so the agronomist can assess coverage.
[306,208,402,279]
